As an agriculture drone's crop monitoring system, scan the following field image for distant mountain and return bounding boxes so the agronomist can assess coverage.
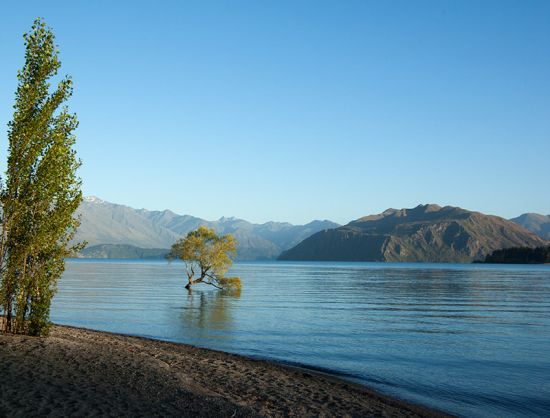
[279,204,548,263]
[510,213,550,240]
[75,197,181,249]
[74,197,339,260]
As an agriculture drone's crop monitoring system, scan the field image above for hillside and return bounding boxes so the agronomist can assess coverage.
[279,204,548,263]
[74,197,338,260]
[79,244,168,259]
[75,197,181,248]
[510,213,550,240]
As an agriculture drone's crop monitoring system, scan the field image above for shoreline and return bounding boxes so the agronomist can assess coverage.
[0,324,452,417]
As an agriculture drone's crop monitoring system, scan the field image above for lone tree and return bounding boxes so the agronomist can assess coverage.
[167,226,241,290]
[0,19,83,335]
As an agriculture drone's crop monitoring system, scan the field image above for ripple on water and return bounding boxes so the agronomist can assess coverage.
[52,260,550,418]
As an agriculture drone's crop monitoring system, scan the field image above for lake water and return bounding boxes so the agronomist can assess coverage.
[52,260,550,417]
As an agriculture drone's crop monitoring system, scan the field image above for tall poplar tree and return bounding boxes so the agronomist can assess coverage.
[0,18,83,335]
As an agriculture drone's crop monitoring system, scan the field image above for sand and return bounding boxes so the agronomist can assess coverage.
[0,324,451,417]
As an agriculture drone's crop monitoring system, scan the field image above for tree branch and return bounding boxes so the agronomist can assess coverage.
[204,280,223,290]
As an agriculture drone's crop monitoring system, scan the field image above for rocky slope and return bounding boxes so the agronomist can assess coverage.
[279,204,548,263]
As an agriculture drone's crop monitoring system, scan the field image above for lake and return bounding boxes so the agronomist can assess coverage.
[52,260,550,417]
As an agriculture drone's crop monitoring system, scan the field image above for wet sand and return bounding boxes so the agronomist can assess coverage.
[0,324,450,417]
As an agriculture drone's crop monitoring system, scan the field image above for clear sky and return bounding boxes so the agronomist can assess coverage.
[1,1,549,224]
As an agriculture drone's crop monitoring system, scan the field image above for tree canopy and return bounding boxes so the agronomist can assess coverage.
[0,18,83,335]
[167,226,240,290]
[483,245,550,264]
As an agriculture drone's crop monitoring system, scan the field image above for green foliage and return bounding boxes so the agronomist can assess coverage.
[167,226,240,290]
[217,277,242,290]
[0,18,83,335]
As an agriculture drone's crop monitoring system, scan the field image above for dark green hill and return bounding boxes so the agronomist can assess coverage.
[482,246,550,264]
[279,204,548,263]
[78,244,168,259]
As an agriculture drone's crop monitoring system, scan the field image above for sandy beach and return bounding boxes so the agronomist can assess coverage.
[0,324,450,417]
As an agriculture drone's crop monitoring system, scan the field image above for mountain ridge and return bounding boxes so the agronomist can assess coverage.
[279,204,548,263]
[74,197,339,260]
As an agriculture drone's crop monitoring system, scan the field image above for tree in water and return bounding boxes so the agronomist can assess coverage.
[0,19,84,335]
[167,226,241,291]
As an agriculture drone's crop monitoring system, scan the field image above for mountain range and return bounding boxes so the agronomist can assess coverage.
[74,197,339,260]
[74,198,549,262]
[279,204,548,263]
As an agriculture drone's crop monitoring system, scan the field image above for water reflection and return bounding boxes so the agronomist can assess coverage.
[180,288,240,331]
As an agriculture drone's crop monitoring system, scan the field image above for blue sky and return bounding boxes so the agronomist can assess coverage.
[1,1,549,224]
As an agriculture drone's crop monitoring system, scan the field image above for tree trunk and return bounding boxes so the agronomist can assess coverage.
[5,305,12,333]
[185,272,207,290]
